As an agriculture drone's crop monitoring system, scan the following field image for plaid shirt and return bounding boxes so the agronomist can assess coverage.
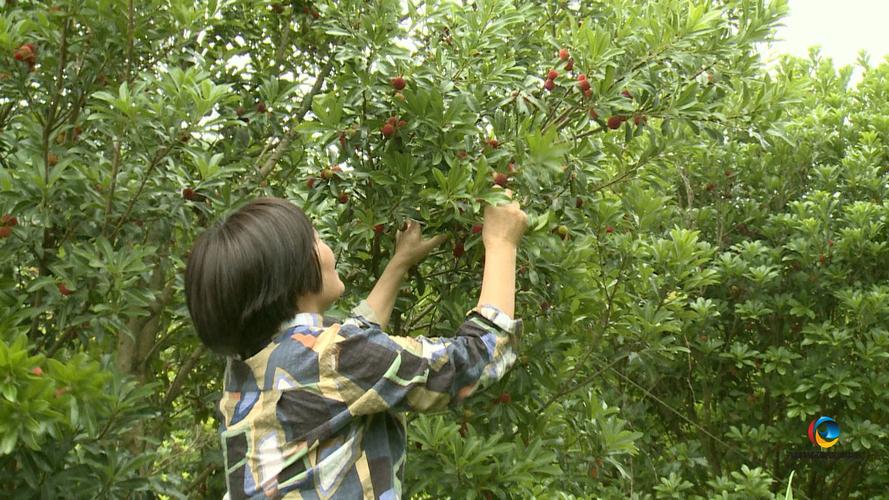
[218,300,522,499]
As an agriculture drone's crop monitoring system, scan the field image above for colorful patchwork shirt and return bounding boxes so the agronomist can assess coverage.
[218,300,522,499]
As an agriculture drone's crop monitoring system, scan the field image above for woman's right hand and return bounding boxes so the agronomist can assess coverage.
[482,189,528,248]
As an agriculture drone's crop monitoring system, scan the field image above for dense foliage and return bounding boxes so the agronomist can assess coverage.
[1,0,886,497]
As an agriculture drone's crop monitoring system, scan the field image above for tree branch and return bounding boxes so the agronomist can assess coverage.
[253,57,335,182]
[108,144,173,242]
[163,345,207,407]
[102,140,122,237]
[140,323,184,370]
[126,0,135,84]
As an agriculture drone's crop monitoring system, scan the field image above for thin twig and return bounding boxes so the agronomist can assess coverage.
[537,351,633,414]
[606,364,750,461]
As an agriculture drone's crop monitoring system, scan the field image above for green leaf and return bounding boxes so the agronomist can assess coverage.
[526,128,569,172]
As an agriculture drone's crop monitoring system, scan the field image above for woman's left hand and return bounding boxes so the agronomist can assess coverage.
[392,219,448,269]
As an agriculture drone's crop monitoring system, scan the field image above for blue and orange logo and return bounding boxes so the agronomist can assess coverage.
[808,416,840,449]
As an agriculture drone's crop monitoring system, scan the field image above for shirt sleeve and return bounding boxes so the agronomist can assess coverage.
[319,300,522,415]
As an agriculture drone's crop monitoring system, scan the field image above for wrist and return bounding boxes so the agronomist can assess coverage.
[483,238,518,252]
[388,255,412,273]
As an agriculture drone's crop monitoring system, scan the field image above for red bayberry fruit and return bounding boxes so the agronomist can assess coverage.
[583,88,592,98]
[578,79,591,92]
[633,114,647,126]
[828,239,834,247]
[381,123,395,137]
[31,366,43,376]
[497,392,512,404]
[607,116,623,129]
[575,197,583,208]
[705,182,716,192]
[182,188,196,200]
[558,48,569,60]
[386,116,398,126]
[540,301,551,312]
[373,224,385,234]
[0,226,11,238]
[471,224,483,234]
[453,240,465,258]
[13,43,37,65]
[58,283,73,296]
[306,177,316,189]
[487,138,500,149]
[1,214,17,226]
[456,150,468,160]
[507,162,517,175]
[818,254,826,264]
[54,387,66,398]
[47,154,59,166]
[547,69,559,80]
[493,172,508,187]
[589,108,599,119]
[565,58,574,71]
[331,164,342,173]
[12,45,31,61]
[605,226,614,234]
[337,192,349,204]
[256,101,267,113]
[577,73,587,82]
[338,133,346,147]
[390,76,406,90]
[397,120,407,128]
[236,106,246,116]
[543,79,555,91]
[622,89,633,99]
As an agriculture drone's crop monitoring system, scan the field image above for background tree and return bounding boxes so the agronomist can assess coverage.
[0,0,886,497]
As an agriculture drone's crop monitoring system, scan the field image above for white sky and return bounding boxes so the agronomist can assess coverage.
[765,0,889,75]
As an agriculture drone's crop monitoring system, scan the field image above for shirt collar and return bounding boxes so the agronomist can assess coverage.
[280,311,325,332]
[231,311,325,361]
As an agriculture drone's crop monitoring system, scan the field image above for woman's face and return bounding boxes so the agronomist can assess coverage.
[303,229,345,312]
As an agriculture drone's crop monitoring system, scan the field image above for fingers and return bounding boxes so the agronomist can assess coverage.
[491,185,514,199]
[425,234,448,249]
[397,219,418,237]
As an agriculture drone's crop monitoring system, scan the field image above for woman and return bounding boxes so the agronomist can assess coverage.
[185,192,527,499]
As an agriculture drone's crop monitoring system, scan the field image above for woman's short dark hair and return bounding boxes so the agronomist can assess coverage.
[184,197,322,358]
